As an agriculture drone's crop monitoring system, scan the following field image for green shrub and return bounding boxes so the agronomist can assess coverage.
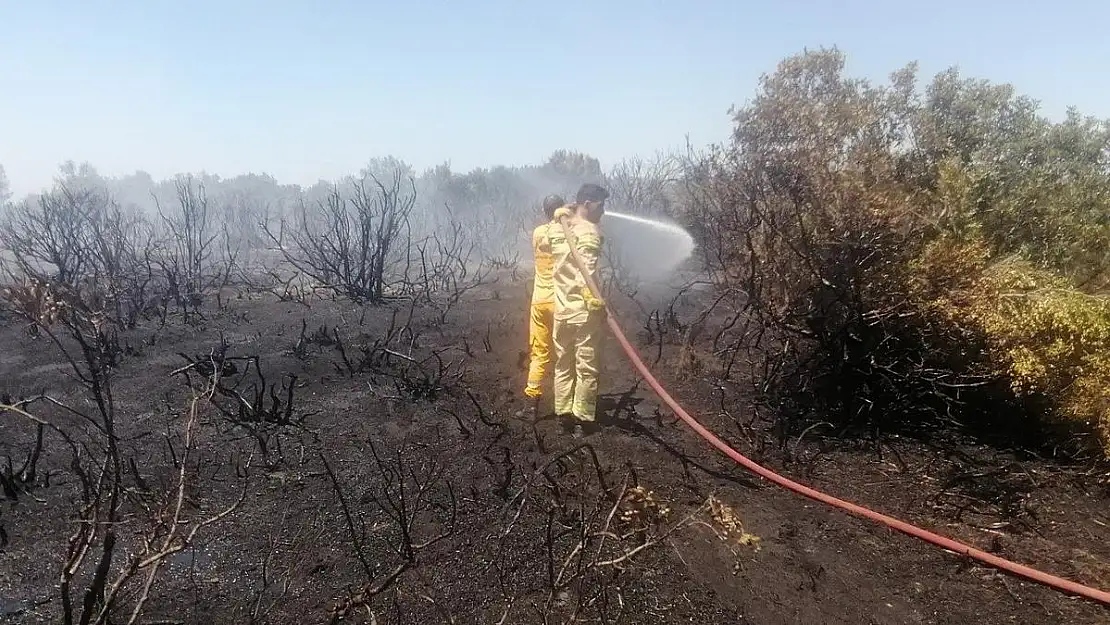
[914,237,1110,455]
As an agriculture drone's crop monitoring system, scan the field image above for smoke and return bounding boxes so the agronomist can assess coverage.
[0,151,690,284]
[603,210,695,284]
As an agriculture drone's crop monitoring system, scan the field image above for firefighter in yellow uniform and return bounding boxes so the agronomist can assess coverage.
[523,194,566,413]
[550,183,609,437]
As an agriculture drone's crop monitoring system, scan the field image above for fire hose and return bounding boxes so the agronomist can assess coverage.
[555,216,1110,607]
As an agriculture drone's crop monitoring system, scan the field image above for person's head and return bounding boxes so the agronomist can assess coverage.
[541,194,565,220]
[575,183,609,224]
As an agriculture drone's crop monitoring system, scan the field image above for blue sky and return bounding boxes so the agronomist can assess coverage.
[2,0,1108,197]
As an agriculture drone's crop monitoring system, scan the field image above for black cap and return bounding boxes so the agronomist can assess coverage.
[542,194,565,218]
[575,183,609,204]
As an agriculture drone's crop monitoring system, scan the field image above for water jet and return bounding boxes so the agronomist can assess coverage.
[602,210,696,282]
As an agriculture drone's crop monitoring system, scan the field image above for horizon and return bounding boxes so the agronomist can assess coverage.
[3,0,1109,198]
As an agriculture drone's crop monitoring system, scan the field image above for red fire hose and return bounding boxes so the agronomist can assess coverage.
[556,216,1110,606]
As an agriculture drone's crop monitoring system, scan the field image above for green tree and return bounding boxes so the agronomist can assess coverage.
[543,149,603,183]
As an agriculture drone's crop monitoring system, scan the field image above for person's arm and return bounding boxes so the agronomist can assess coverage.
[573,224,605,311]
[574,225,601,281]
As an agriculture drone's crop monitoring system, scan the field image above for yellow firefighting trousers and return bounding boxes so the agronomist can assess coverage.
[524,300,554,398]
[552,315,602,422]
[524,220,558,398]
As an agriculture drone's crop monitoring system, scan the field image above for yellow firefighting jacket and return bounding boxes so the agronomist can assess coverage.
[549,209,604,324]
[530,221,557,305]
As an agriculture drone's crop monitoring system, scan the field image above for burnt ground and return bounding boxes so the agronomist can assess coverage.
[1,269,1109,625]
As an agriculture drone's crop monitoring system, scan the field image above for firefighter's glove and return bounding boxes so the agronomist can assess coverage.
[553,206,574,221]
[584,292,607,316]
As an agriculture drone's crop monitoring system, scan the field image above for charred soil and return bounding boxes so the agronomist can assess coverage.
[1,273,1109,625]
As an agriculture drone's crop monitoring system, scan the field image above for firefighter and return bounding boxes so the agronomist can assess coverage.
[550,183,609,437]
[523,194,566,415]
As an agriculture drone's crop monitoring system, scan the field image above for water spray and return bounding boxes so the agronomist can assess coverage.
[604,210,694,244]
[601,210,696,280]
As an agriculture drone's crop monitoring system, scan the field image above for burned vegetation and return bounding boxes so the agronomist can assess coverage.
[0,163,749,625]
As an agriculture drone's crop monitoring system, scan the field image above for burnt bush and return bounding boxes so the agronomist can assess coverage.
[0,274,242,624]
[264,171,414,304]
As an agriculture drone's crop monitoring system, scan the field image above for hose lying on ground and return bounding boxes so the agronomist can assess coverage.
[556,215,1110,607]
